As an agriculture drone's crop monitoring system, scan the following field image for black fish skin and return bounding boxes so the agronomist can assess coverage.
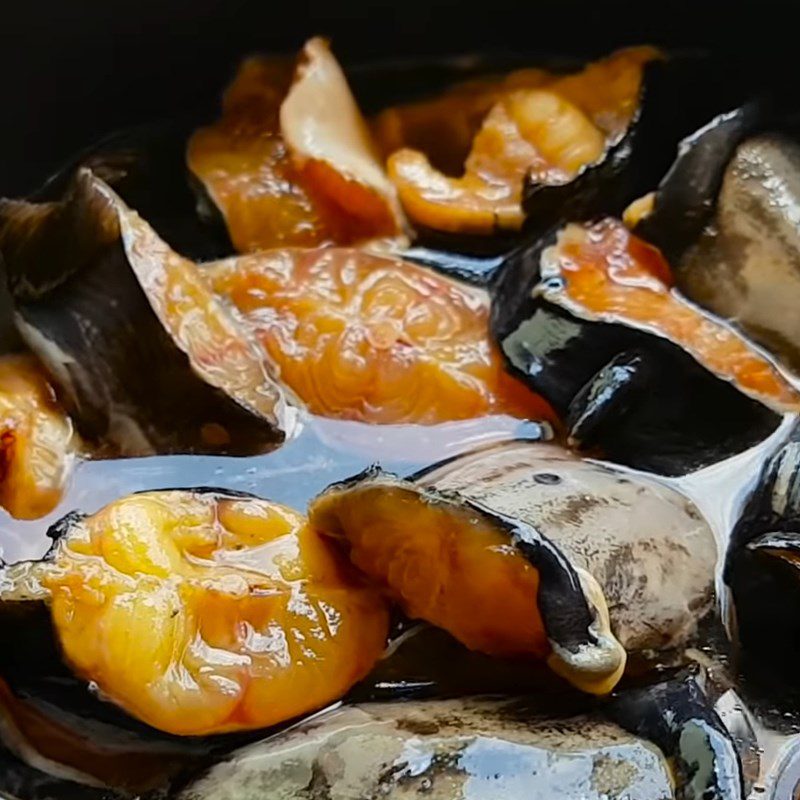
[726,422,800,684]
[633,100,771,264]
[608,672,745,800]
[0,171,286,456]
[492,283,780,476]
[566,349,650,449]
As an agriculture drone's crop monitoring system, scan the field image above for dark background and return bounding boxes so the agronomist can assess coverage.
[0,0,794,195]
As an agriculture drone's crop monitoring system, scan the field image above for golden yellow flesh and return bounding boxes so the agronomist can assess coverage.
[310,482,625,695]
[39,491,389,735]
[311,485,551,657]
[207,248,555,425]
[0,354,76,520]
[386,46,657,235]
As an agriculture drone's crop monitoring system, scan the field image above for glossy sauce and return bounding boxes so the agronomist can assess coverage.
[0,414,548,564]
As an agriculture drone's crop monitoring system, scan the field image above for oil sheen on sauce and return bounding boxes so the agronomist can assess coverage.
[0,414,548,564]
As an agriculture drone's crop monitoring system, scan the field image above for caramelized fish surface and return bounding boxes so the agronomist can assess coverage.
[0,355,76,520]
[31,491,389,736]
[208,248,553,424]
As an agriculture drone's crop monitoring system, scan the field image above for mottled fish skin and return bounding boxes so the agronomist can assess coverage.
[416,440,717,657]
[178,698,675,800]
[675,134,800,375]
[607,673,745,800]
[633,100,768,265]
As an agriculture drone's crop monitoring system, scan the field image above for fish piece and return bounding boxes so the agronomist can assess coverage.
[309,440,717,689]
[280,37,406,245]
[177,688,738,800]
[624,100,800,379]
[207,247,553,424]
[310,465,628,695]
[413,439,718,660]
[188,38,404,253]
[0,354,77,519]
[182,700,673,800]
[726,421,800,684]
[542,221,797,410]
[0,488,389,739]
[668,134,800,376]
[494,219,796,472]
[387,47,656,236]
[0,170,295,455]
[187,56,332,251]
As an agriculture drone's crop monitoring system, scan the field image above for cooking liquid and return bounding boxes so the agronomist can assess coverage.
[0,413,549,564]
